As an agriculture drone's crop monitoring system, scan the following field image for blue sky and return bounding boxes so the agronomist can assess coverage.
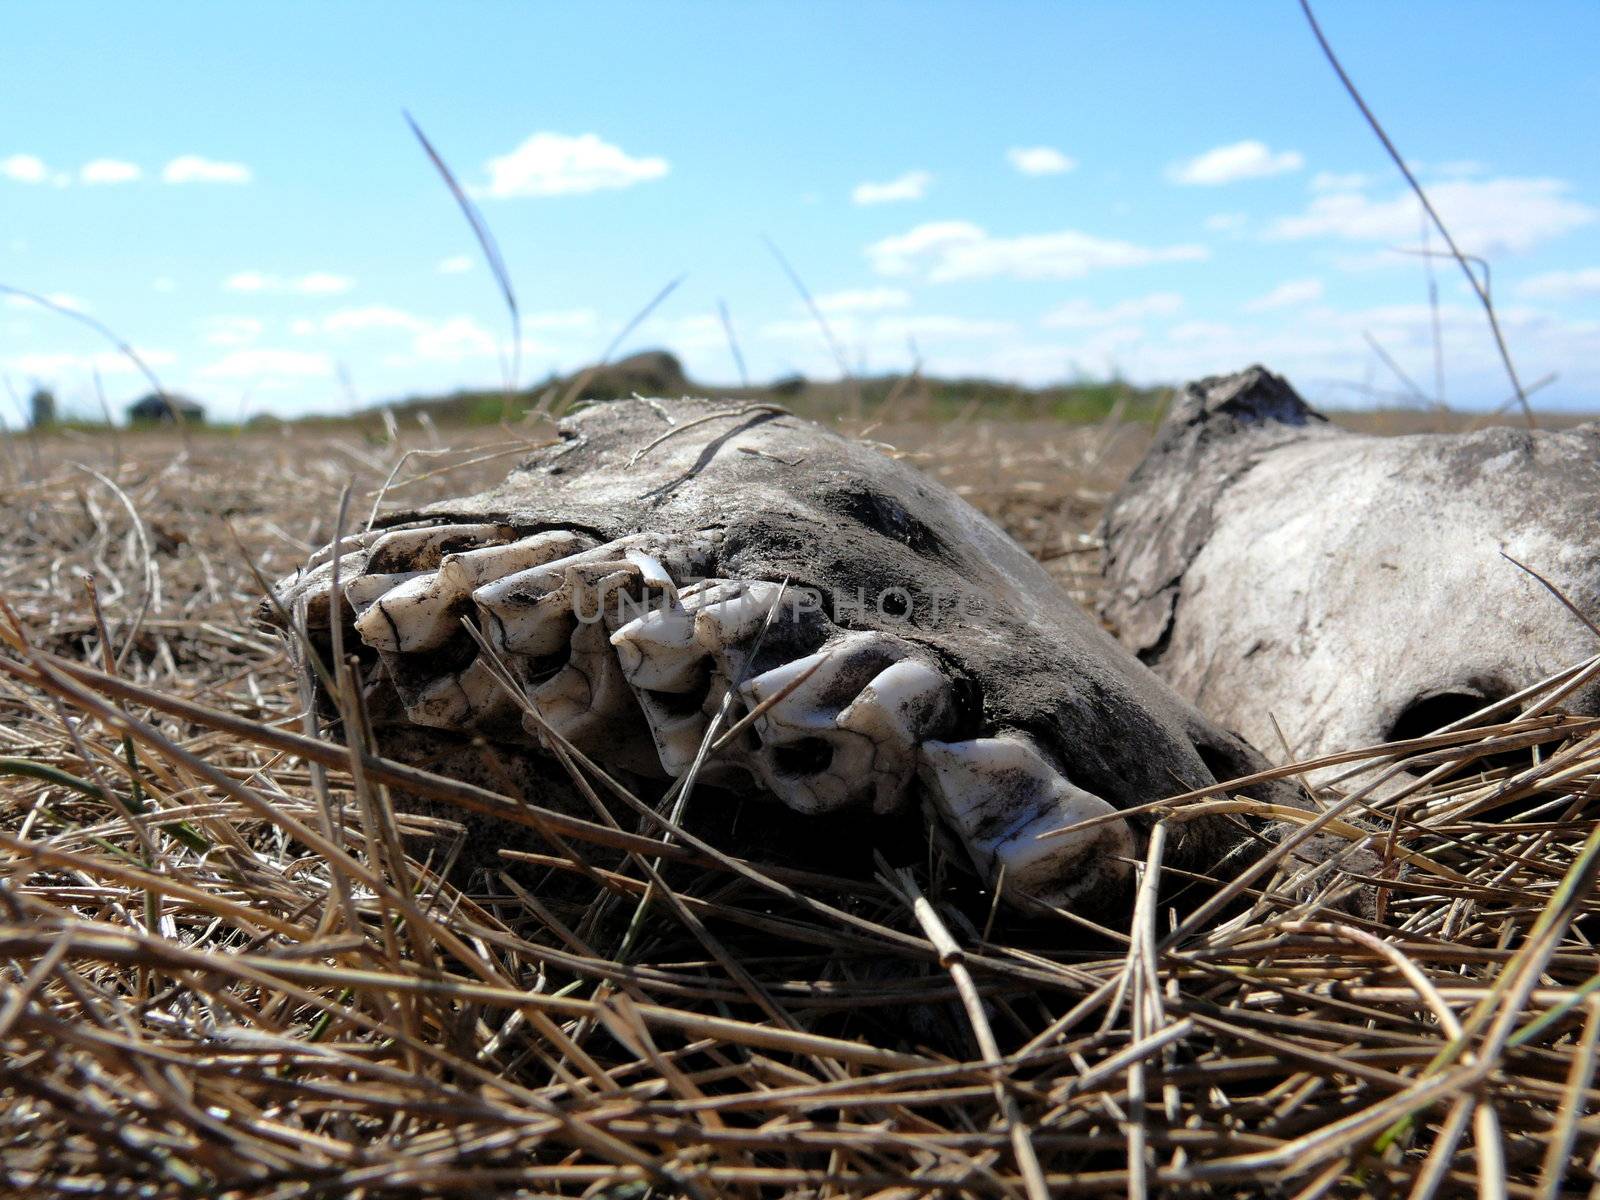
[4,2,1599,420]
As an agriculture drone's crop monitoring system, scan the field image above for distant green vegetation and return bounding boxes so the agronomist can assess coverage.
[21,350,1171,438]
[367,350,1171,429]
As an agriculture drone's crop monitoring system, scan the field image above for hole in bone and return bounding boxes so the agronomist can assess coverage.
[771,737,835,779]
[1388,687,1534,778]
[1387,690,1500,745]
[520,649,572,686]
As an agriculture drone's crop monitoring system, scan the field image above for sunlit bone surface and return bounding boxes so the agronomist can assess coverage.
[267,397,1294,912]
[1101,366,1600,772]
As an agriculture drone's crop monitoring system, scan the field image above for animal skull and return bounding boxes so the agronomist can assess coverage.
[1101,366,1600,772]
[268,397,1290,911]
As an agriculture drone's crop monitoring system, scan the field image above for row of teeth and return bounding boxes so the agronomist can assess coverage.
[279,521,1134,909]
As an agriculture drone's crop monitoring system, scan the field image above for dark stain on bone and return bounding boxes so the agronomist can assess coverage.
[820,483,946,557]
[771,736,834,779]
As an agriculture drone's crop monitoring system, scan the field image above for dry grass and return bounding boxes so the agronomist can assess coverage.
[2,414,1599,1198]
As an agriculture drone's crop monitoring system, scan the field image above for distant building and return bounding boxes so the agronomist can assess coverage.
[127,393,204,424]
[28,387,56,429]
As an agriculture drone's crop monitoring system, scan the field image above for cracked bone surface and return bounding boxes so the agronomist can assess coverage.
[1101,366,1600,776]
[265,396,1295,912]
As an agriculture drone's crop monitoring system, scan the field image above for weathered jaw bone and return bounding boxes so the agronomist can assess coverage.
[266,396,1281,914]
[276,514,1141,909]
[920,735,1135,911]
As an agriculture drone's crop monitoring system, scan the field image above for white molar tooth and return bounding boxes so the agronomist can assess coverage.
[609,600,703,692]
[636,701,711,777]
[345,573,427,651]
[304,527,392,572]
[836,660,956,813]
[276,551,371,629]
[918,735,1135,911]
[472,539,642,655]
[741,632,906,731]
[365,531,600,657]
[365,522,515,573]
[364,531,600,657]
[520,562,661,771]
[437,530,595,593]
[624,550,677,592]
[689,579,786,650]
[564,560,644,628]
[473,569,590,657]
[742,653,837,734]
[836,660,952,736]
[351,571,463,655]
[738,633,924,815]
[405,659,520,730]
[527,616,634,744]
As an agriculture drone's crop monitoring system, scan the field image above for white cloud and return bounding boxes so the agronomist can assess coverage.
[520,309,598,331]
[2,154,50,185]
[1310,170,1373,193]
[1419,160,1486,180]
[875,315,1014,340]
[1169,140,1304,186]
[163,155,253,185]
[1168,320,1238,343]
[851,170,932,205]
[412,316,500,361]
[1243,277,1325,312]
[152,277,177,293]
[1268,177,1596,255]
[223,271,270,293]
[739,293,1600,408]
[813,287,912,314]
[321,306,424,334]
[1042,292,1184,328]
[305,307,592,367]
[4,348,175,376]
[1204,212,1249,234]
[224,271,355,295]
[297,272,356,295]
[760,312,1012,345]
[1513,268,1600,300]
[1007,146,1077,176]
[481,132,667,198]
[203,316,264,347]
[643,313,729,352]
[80,159,142,185]
[3,291,87,312]
[1327,249,1415,273]
[867,220,1208,283]
[438,254,474,274]
[199,349,332,379]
